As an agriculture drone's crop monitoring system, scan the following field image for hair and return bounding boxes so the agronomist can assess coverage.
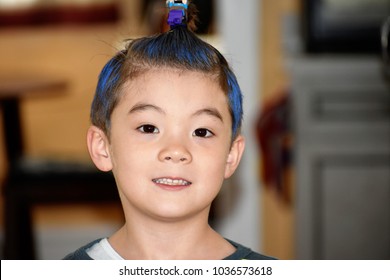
[91,4,243,140]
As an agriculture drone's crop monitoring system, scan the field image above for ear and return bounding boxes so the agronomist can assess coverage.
[86,126,113,172]
[224,135,245,179]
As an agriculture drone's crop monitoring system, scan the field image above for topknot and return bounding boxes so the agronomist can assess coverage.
[166,0,199,32]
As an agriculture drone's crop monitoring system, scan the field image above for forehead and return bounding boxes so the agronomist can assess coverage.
[125,67,220,88]
[120,68,229,108]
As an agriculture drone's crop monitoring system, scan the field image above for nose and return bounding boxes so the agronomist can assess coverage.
[158,142,192,164]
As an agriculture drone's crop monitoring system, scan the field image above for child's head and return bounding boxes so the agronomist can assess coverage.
[87,2,246,222]
[90,26,243,141]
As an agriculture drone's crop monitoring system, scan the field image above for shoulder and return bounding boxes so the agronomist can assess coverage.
[63,238,103,260]
[224,239,276,260]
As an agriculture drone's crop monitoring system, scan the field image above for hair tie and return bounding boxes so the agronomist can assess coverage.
[166,0,188,29]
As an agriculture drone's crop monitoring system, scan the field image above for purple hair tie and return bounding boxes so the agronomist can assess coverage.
[166,0,188,29]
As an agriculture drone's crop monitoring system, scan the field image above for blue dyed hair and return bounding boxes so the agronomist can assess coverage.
[91,26,243,140]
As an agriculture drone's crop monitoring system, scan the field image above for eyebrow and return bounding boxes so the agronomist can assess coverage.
[128,103,224,123]
[192,107,224,123]
[128,103,166,115]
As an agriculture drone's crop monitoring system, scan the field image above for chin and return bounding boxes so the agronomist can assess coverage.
[149,205,207,222]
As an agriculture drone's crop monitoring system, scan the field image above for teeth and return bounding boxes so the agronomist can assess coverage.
[153,178,191,186]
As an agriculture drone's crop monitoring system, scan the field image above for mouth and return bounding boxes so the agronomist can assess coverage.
[152,177,192,188]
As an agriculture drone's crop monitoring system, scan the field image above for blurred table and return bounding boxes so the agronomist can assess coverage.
[0,76,120,260]
[0,75,67,259]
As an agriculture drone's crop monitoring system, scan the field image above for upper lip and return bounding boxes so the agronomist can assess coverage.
[152,177,192,186]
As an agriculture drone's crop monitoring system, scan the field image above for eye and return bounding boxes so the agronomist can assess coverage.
[137,124,159,134]
[193,128,214,138]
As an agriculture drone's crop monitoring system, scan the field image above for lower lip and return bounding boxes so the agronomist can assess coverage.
[153,182,191,191]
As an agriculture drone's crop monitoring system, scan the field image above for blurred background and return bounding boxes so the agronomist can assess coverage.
[0,0,389,260]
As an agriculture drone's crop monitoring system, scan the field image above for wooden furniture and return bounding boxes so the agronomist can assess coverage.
[290,56,390,259]
[0,76,119,259]
[0,76,67,163]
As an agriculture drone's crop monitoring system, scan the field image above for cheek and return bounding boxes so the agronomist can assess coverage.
[199,145,230,176]
[110,144,151,194]
[109,137,142,171]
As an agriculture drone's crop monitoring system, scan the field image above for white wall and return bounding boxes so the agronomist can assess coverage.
[215,0,263,251]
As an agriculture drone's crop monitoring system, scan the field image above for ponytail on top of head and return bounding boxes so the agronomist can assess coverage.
[91,0,243,140]
[166,0,198,32]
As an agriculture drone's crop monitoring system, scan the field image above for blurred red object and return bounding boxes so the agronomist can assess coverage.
[255,91,292,203]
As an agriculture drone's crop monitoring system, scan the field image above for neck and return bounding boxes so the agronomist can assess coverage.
[109,208,234,259]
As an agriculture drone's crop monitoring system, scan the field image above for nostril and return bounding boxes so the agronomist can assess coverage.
[160,150,191,163]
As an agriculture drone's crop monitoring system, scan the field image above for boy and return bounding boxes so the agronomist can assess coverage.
[64,0,273,260]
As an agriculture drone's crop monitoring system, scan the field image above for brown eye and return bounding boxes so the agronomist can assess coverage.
[193,128,213,138]
[137,125,159,134]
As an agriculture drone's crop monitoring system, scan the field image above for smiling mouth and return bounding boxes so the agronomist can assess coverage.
[152,178,192,186]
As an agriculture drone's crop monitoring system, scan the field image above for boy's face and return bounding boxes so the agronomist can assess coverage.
[88,69,244,222]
